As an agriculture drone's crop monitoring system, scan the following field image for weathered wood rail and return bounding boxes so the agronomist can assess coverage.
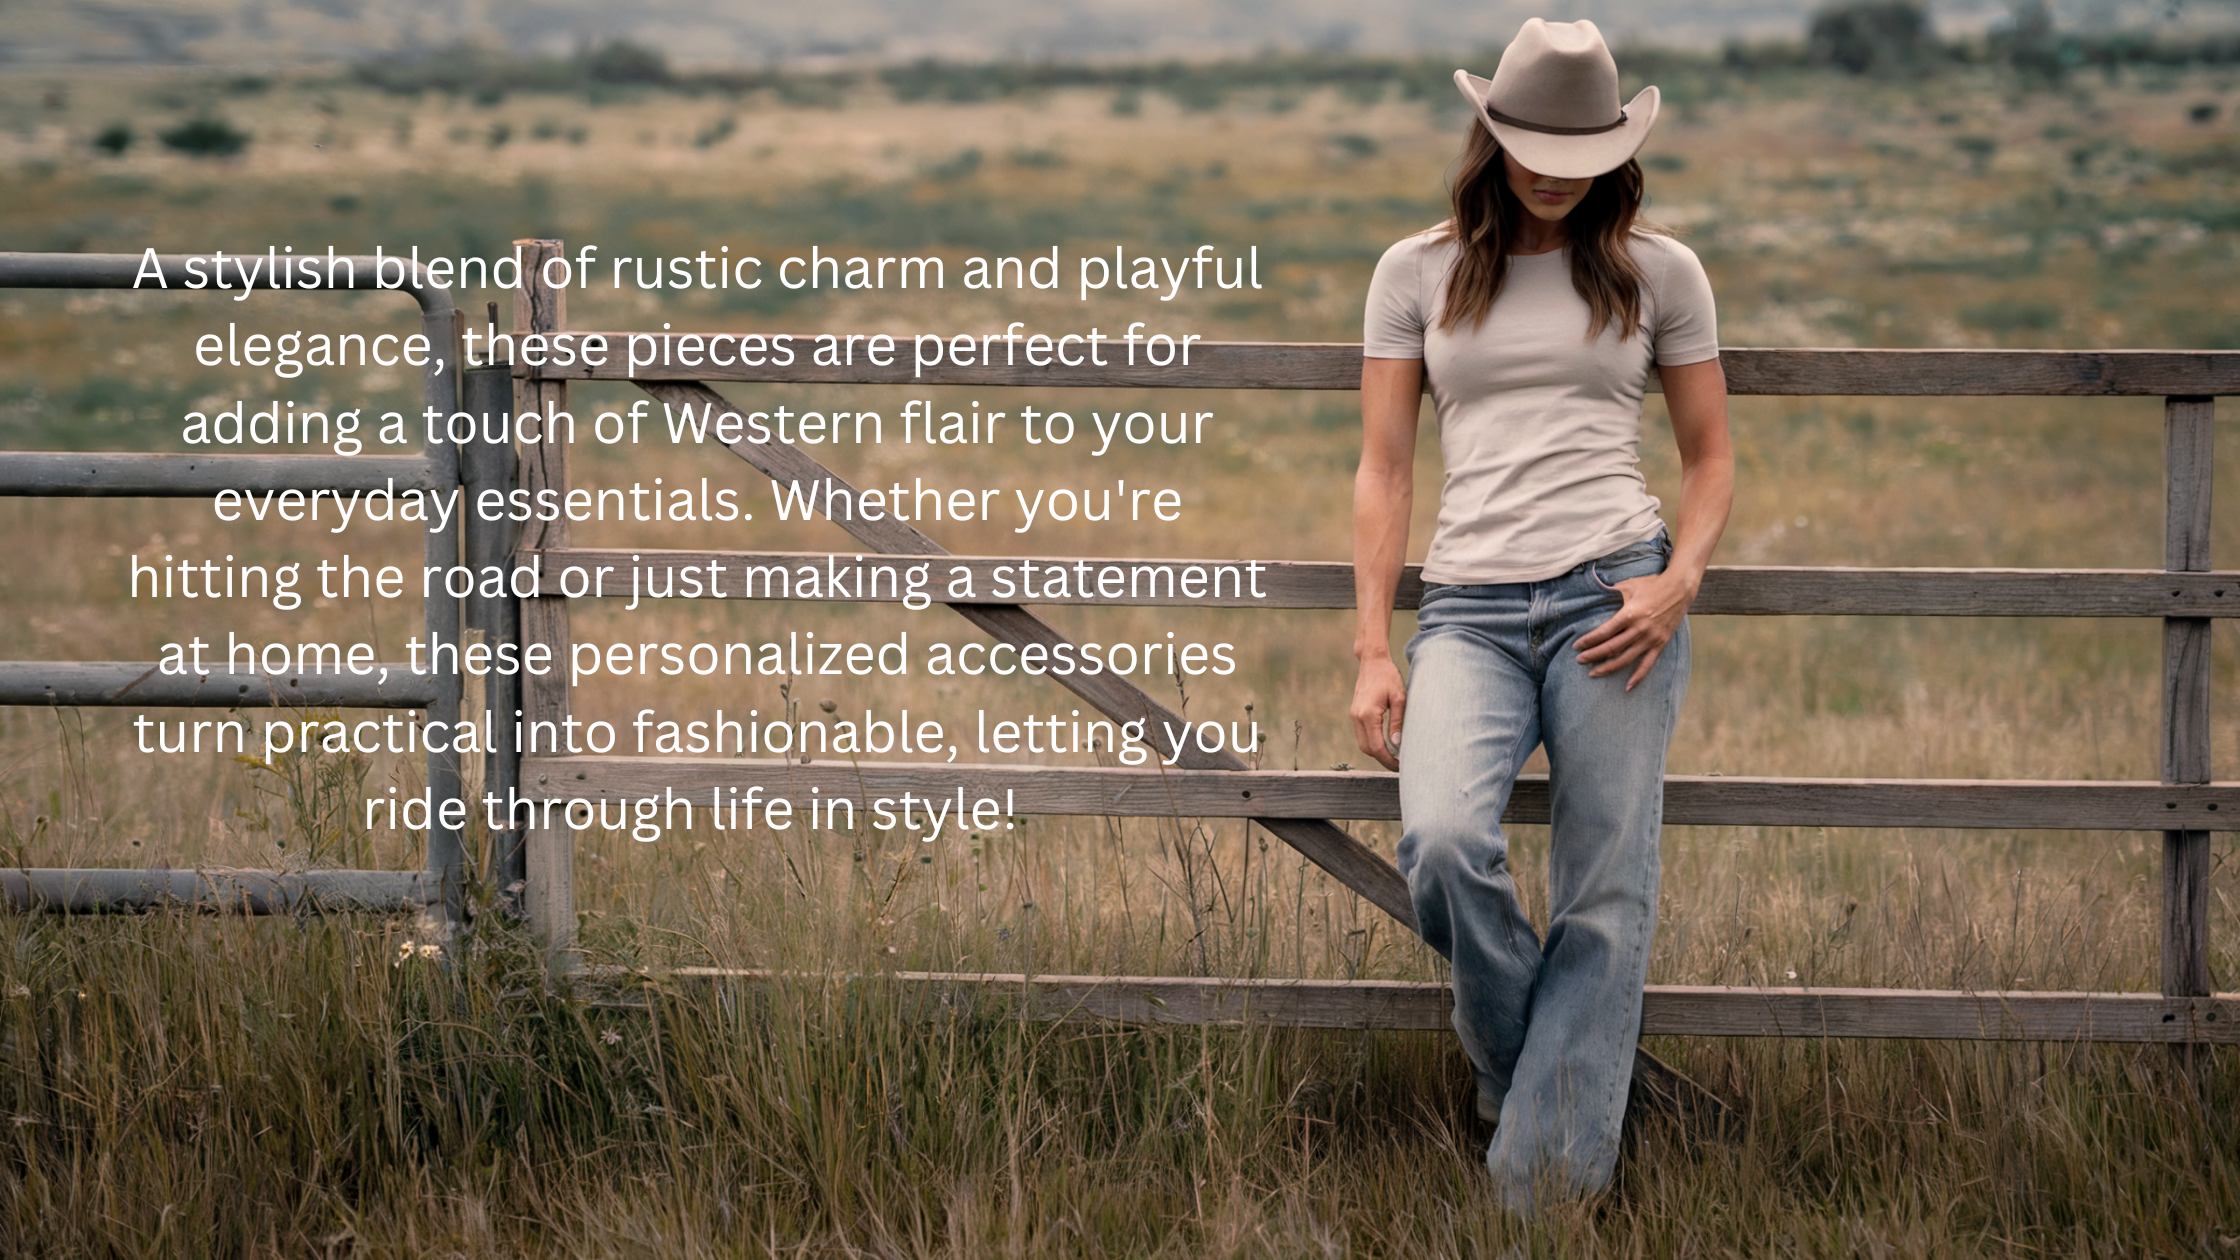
[607,971,2240,1044]
[542,336,2240,395]
[525,757,2240,832]
[497,238,2235,1063]
[0,868,437,915]
[530,549,2240,616]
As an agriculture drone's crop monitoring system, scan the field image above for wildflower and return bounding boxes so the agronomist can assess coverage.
[600,1028,622,1046]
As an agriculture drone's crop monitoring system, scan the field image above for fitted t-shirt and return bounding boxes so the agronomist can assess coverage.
[1362,227,1719,585]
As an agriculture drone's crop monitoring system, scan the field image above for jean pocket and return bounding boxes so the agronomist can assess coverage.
[1590,537,1669,592]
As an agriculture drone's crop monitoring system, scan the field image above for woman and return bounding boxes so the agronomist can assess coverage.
[1350,18,1733,1214]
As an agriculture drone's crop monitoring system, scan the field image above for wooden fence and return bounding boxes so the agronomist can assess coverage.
[498,238,2240,1047]
[3,244,2237,1058]
[0,252,466,919]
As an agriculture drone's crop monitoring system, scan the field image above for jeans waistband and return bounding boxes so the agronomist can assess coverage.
[1423,528,1669,598]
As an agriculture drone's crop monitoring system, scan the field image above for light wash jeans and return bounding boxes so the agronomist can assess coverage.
[1396,530,1687,1216]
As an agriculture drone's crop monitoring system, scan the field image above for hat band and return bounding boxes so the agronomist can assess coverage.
[1484,103,1627,136]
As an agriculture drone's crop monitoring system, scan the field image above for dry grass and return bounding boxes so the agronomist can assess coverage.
[1,59,2239,1255]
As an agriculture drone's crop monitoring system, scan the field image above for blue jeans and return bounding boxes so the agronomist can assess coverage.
[1396,531,1687,1215]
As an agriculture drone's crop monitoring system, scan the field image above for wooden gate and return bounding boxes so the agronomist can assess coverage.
[494,238,2239,1051]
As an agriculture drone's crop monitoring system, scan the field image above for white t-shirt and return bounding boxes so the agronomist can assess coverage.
[1363,227,1719,585]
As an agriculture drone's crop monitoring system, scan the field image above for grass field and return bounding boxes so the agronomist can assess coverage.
[3,55,2240,1255]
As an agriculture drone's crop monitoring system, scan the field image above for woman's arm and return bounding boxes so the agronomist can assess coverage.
[1351,356,1425,771]
[1573,356,1734,690]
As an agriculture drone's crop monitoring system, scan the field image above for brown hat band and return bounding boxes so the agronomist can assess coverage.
[1483,104,1628,136]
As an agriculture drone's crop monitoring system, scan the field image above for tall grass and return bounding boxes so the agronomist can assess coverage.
[3,833,2235,1255]
[0,61,2237,1253]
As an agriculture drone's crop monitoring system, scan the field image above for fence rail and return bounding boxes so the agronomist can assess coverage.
[0,868,437,914]
[531,338,2240,396]
[626,970,2240,1044]
[0,663,435,708]
[0,452,443,497]
[522,756,2240,832]
[525,548,2240,616]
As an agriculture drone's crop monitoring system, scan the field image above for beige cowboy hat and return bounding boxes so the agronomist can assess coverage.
[1453,18,1660,180]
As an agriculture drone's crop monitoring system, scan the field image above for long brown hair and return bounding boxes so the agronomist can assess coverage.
[1437,121,1660,339]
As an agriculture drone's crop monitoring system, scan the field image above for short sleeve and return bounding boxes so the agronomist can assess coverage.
[1363,235,1430,359]
[1649,238,1719,367]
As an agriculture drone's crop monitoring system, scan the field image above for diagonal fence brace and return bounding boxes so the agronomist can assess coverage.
[636,381,1415,927]
[625,378,1730,1128]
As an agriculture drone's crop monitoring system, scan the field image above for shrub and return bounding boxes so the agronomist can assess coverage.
[158,116,250,157]
[693,116,737,148]
[1808,2,1933,74]
[1952,134,1999,172]
[1992,0,2072,81]
[583,40,671,86]
[926,148,983,181]
[91,124,133,156]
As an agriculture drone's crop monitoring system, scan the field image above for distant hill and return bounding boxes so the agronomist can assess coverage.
[1,0,2233,68]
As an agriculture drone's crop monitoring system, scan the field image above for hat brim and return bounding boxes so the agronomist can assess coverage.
[1453,69,1658,181]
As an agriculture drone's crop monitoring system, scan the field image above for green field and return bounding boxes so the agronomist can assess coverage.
[2,55,2239,1255]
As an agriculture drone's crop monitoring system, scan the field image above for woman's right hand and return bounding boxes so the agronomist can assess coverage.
[1352,356,1423,775]
[1351,656,1408,771]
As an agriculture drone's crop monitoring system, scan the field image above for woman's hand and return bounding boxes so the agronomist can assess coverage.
[1351,655,1408,770]
[1578,356,1733,692]
[1353,355,1424,773]
[1574,568,1695,691]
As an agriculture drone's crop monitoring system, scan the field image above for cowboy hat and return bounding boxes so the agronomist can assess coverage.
[1453,18,1660,180]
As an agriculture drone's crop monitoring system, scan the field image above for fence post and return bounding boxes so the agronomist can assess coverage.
[515,239,577,970]
[2161,395,2214,1003]
[461,348,522,914]
[423,304,467,929]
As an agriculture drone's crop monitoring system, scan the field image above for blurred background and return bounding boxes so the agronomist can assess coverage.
[2,3,2239,1252]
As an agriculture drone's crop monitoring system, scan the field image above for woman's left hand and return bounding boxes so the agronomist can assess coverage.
[1574,569,1695,691]
[1579,357,1730,691]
